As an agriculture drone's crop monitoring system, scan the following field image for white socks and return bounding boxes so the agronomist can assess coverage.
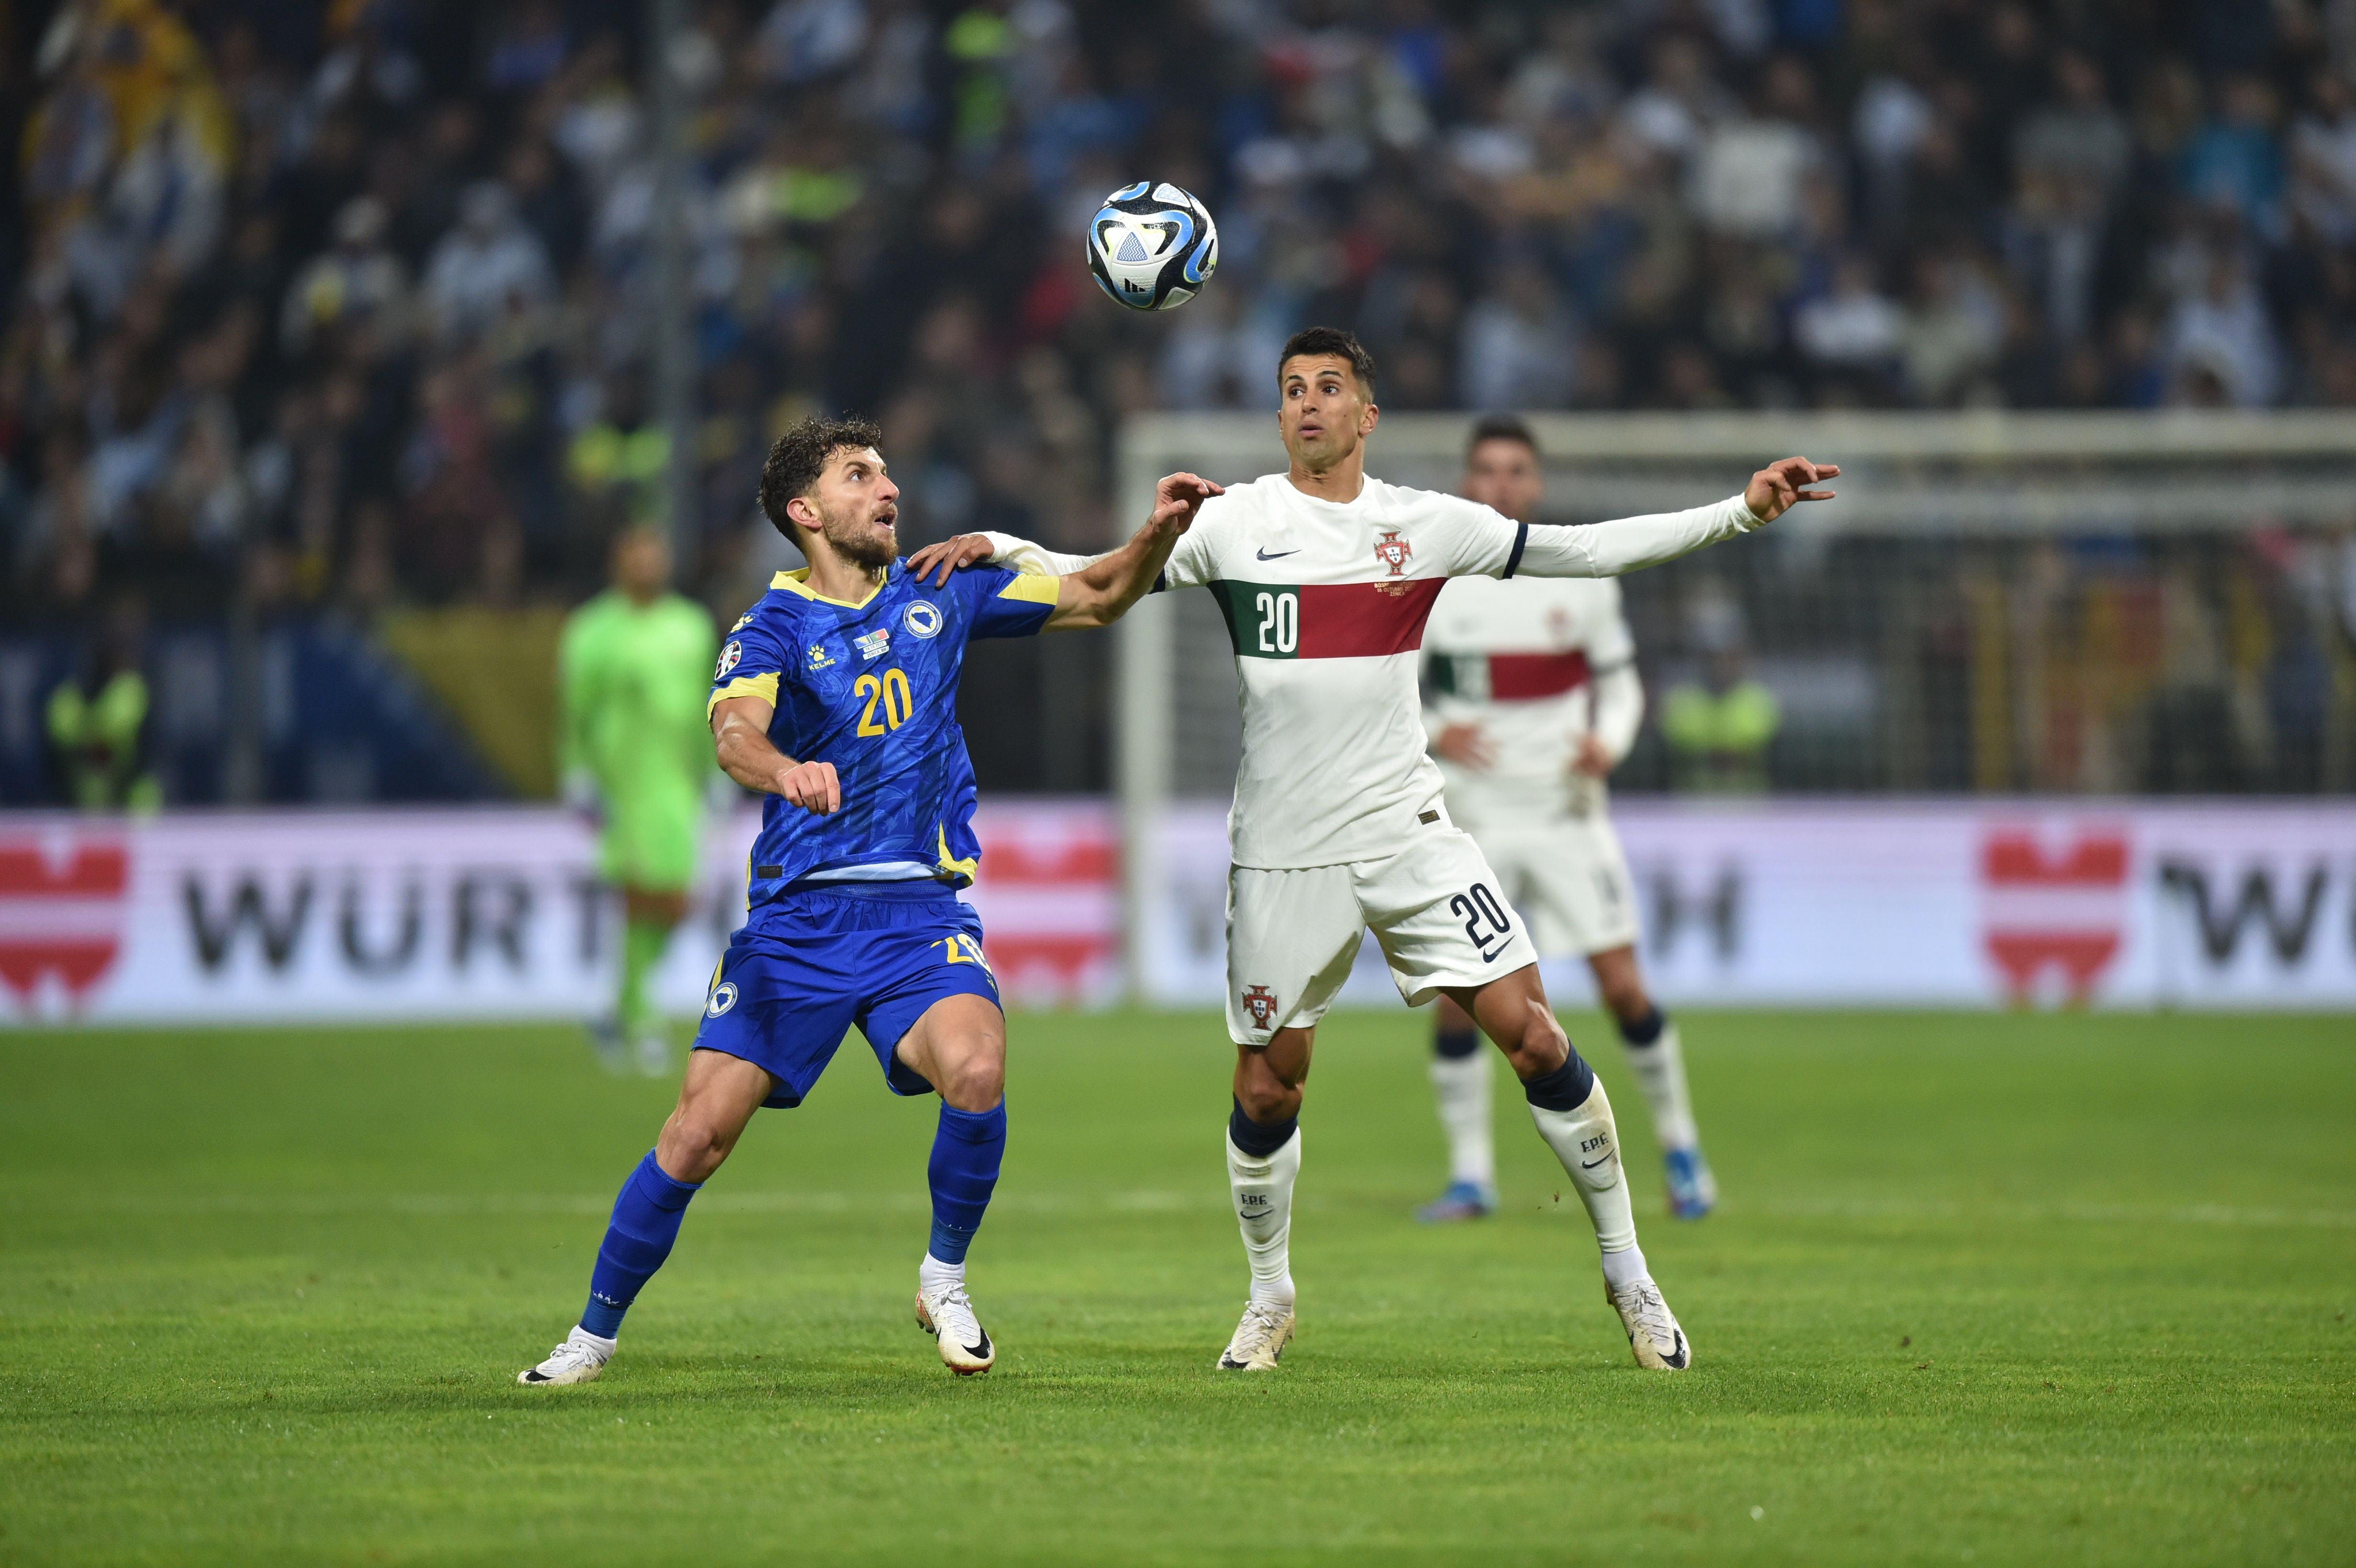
[1623,1020,1700,1152]
[1429,1050,1495,1189]
[918,1253,965,1294]
[1225,1128,1301,1307]
[1527,1078,1639,1258]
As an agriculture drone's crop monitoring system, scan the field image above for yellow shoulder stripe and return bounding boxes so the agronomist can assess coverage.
[708,672,780,715]
[996,573,1061,606]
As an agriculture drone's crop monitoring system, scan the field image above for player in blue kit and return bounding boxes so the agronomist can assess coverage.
[519,415,1218,1384]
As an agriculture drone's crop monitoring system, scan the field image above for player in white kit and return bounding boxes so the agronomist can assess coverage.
[909,328,1835,1375]
[1418,415,1717,1225]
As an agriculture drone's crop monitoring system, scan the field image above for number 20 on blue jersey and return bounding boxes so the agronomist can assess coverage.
[856,668,912,735]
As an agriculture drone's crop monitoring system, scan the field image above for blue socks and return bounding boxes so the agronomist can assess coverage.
[580,1150,701,1339]
[1519,1047,1597,1112]
[926,1102,1006,1265]
[1618,1005,1667,1048]
[1433,1023,1481,1060]
[577,1102,1010,1337]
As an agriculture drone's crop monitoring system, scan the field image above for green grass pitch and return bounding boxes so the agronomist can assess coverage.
[1,1009,2350,1565]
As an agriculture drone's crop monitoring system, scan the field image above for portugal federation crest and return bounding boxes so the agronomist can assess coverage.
[1373,530,1413,577]
[1240,984,1279,1030]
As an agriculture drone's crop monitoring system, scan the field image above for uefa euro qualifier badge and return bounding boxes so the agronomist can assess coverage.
[716,640,741,680]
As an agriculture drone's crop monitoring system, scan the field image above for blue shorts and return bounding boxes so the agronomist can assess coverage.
[693,881,1001,1109]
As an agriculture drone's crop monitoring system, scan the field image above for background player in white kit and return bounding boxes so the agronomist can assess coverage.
[911,328,1835,1375]
[1418,415,1717,1225]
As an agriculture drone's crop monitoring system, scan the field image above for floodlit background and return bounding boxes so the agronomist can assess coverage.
[3,0,2355,1020]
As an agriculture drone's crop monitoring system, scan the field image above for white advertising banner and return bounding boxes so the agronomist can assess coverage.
[2,799,2350,1023]
[0,801,1120,1025]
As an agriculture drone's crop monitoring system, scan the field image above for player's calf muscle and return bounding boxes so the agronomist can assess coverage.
[1451,970,1571,1079]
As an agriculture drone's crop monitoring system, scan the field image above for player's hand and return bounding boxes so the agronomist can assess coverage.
[1433,722,1494,771]
[774,759,841,815]
[1742,457,1839,524]
[905,534,995,587]
[1149,472,1222,535]
[1570,733,1614,779]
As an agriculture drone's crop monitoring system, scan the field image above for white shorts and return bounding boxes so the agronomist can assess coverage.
[1224,823,1539,1046]
[1458,809,1640,959]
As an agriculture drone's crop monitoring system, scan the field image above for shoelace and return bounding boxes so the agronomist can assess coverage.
[1233,1301,1288,1349]
[1623,1283,1675,1346]
[929,1283,979,1333]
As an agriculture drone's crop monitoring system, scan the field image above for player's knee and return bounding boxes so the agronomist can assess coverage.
[658,1111,734,1181]
[1234,1065,1299,1124]
[1600,974,1649,1022]
[936,1054,1004,1112]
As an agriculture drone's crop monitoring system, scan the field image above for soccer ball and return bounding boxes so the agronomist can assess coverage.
[1087,181,1218,312]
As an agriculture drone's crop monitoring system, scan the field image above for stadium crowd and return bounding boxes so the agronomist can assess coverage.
[3,0,2354,797]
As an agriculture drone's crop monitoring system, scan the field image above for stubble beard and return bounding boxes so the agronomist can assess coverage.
[816,502,897,572]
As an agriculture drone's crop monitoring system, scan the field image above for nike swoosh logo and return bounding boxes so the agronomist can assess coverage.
[1581,1155,1611,1169]
[1255,547,1299,560]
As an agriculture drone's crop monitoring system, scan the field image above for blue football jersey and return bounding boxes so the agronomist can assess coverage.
[708,561,1057,920]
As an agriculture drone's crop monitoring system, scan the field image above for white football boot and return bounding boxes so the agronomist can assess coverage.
[1605,1276,1692,1371]
[517,1326,617,1386]
[915,1281,995,1375]
[1216,1298,1296,1371]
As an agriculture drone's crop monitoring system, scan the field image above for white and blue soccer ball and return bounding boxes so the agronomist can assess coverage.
[1087,181,1218,312]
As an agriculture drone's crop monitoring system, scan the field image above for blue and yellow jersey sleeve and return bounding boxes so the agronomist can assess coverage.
[708,604,790,715]
[961,565,1060,641]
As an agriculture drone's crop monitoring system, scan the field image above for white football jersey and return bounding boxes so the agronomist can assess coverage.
[1156,473,1524,868]
[984,473,1757,871]
[1423,574,1641,809]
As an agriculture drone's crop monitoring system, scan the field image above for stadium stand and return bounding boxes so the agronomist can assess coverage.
[4,0,2355,802]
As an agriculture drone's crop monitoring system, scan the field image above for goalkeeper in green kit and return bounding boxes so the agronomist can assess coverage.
[559,526,721,1074]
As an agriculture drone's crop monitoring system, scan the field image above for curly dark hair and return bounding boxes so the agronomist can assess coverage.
[1277,326,1376,398]
[758,414,885,537]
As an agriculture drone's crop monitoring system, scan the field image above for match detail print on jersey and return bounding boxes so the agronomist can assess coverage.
[1211,578,1448,660]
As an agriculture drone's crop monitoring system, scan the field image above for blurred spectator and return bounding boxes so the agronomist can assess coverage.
[45,597,162,812]
[1795,254,1902,380]
[423,182,554,344]
[1460,262,1579,411]
[2165,250,2283,406]
[2289,70,2356,243]
[1661,634,1781,797]
[1668,588,1771,795]
[281,196,410,357]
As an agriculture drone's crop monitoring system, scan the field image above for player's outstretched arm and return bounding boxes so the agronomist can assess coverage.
[710,695,840,815]
[1045,472,1222,630]
[1512,457,1838,579]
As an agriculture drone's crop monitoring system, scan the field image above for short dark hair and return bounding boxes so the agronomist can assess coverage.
[758,414,884,537]
[1277,327,1376,398]
[1466,413,1539,462]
